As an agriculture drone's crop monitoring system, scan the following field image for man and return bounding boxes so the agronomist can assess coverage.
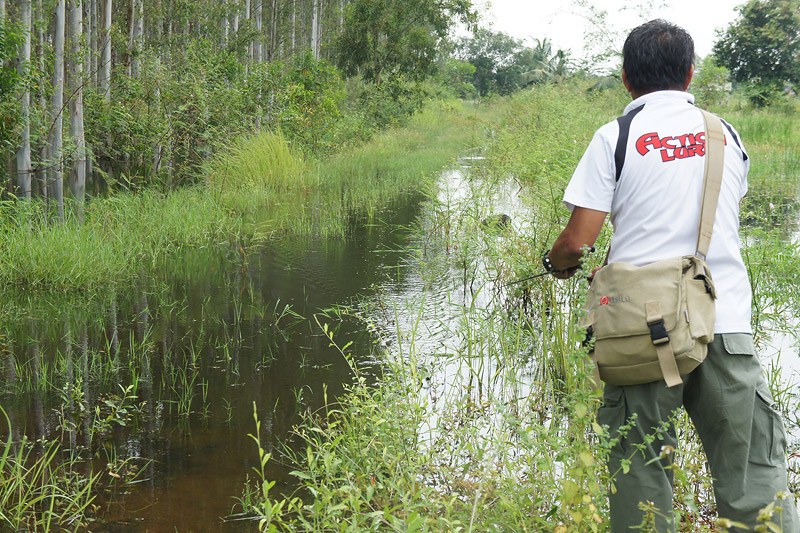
[544,19,798,532]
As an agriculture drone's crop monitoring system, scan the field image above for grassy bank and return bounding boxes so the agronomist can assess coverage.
[0,99,488,529]
[245,84,800,531]
[0,101,484,296]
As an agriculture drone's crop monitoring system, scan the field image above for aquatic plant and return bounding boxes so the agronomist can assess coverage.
[0,407,98,530]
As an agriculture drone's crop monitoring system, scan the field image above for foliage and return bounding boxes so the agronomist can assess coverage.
[713,0,800,105]
[265,52,347,154]
[0,408,98,530]
[455,28,522,96]
[455,30,570,96]
[82,44,351,190]
[0,18,22,161]
[691,55,731,109]
[434,57,478,99]
[335,0,476,84]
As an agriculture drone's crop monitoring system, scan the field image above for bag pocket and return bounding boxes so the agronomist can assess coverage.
[686,278,715,343]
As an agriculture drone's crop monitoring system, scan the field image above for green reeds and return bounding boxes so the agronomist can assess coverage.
[0,407,98,530]
[0,101,483,296]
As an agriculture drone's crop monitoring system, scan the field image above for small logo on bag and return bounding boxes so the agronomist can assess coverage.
[600,295,630,305]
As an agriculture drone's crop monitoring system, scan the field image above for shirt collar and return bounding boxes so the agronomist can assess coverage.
[623,90,696,115]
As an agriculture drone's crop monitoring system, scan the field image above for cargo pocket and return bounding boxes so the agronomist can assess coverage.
[751,382,787,466]
[722,333,756,357]
[597,386,625,436]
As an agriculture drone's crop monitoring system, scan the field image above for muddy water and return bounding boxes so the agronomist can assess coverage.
[0,197,422,531]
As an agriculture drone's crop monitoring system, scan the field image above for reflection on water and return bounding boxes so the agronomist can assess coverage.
[0,197,422,531]
[360,165,547,447]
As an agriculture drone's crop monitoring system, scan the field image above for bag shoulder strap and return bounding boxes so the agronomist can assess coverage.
[696,109,725,260]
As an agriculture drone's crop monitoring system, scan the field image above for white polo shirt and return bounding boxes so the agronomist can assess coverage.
[563,91,752,334]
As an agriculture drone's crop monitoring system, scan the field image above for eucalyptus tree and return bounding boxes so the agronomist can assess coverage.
[15,0,32,198]
[310,0,319,59]
[49,0,66,217]
[98,0,110,101]
[128,0,143,77]
[68,0,86,204]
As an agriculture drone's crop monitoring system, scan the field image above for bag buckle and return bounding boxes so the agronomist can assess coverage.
[647,319,669,346]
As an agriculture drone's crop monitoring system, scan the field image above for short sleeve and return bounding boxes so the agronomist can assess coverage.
[563,125,617,213]
[721,119,750,199]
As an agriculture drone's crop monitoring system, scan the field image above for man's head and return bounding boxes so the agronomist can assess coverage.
[622,19,695,96]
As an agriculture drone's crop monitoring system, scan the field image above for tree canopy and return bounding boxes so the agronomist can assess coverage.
[455,29,569,96]
[713,0,800,91]
[335,0,475,84]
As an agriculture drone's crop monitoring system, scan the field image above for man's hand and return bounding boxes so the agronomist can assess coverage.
[552,265,580,280]
[547,207,608,277]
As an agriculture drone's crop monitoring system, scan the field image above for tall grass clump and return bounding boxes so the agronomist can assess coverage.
[209,100,486,238]
[207,132,308,193]
[0,408,98,530]
[0,188,232,292]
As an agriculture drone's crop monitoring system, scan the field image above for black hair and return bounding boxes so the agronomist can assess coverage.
[622,19,695,93]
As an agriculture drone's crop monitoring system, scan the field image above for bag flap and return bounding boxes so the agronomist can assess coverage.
[586,258,684,339]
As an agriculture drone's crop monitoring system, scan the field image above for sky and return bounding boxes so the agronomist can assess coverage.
[478,0,743,64]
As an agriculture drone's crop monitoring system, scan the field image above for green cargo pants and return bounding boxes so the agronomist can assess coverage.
[598,333,799,532]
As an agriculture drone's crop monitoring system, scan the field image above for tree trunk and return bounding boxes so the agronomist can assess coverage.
[152,0,161,41]
[126,0,133,76]
[49,0,66,219]
[127,0,142,77]
[68,0,86,207]
[254,0,262,62]
[219,0,231,50]
[290,0,295,54]
[98,0,111,101]
[82,0,92,84]
[244,0,251,60]
[90,0,98,85]
[15,0,33,199]
[231,0,239,34]
[36,0,48,197]
[311,0,319,59]
[267,0,276,61]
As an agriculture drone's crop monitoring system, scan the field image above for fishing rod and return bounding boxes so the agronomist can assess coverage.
[504,271,550,285]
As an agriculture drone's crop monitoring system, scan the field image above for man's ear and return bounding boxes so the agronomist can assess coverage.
[622,69,632,93]
[684,66,695,90]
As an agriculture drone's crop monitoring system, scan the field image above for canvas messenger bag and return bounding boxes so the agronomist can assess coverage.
[583,109,725,388]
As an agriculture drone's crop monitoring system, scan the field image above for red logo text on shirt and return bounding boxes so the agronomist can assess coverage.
[635,131,725,162]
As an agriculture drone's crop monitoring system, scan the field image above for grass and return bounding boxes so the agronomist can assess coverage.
[238,84,800,531]
[0,407,98,530]
[0,100,485,296]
